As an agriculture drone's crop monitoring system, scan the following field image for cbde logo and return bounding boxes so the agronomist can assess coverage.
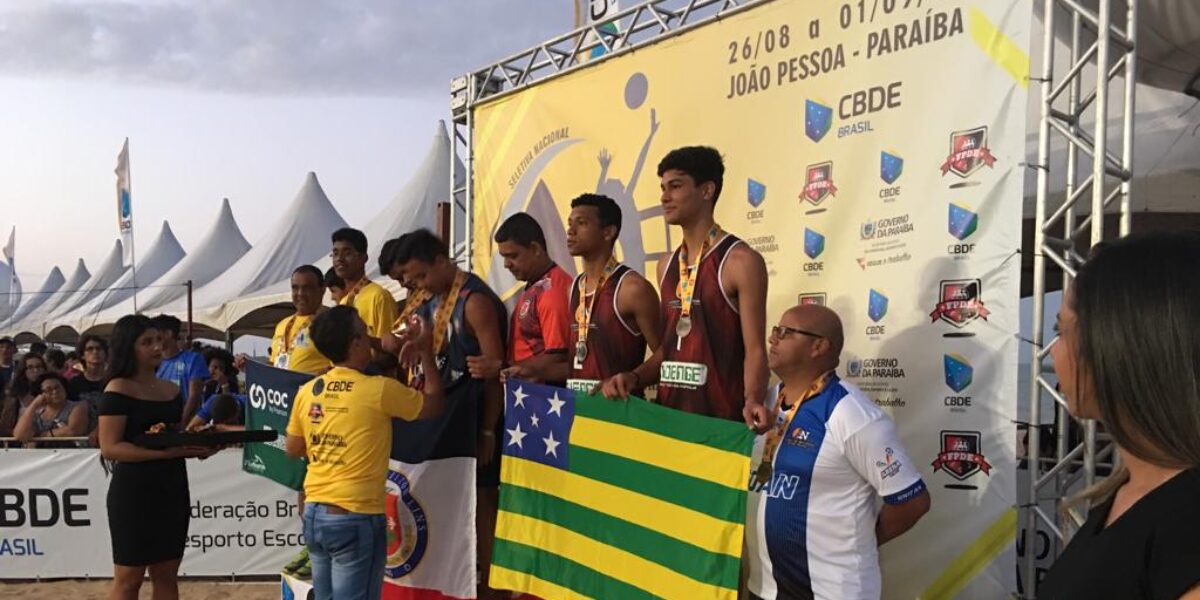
[803,228,825,275]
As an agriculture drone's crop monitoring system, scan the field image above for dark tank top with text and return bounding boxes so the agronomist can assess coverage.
[567,265,646,393]
[658,234,746,421]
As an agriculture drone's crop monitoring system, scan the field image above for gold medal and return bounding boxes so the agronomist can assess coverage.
[754,461,773,486]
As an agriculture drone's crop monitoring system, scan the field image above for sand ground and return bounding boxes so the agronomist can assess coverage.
[0,579,280,599]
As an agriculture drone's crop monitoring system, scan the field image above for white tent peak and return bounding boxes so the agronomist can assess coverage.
[62,220,187,326]
[124,197,252,314]
[188,172,347,308]
[51,240,128,318]
[5,265,67,333]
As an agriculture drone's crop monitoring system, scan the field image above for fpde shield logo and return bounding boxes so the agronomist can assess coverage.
[941,126,996,187]
[932,430,992,490]
[798,292,827,306]
[943,353,974,413]
[801,161,837,210]
[930,279,989,336]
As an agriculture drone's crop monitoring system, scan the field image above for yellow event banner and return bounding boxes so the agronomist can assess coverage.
[473,0,1029,598]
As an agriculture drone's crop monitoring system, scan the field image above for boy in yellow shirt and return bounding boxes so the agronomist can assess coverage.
[285,305,444,600]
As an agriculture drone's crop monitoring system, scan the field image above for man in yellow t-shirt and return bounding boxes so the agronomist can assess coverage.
[285,305,444,599]
[268,265,331,375]
[331,227,397,348]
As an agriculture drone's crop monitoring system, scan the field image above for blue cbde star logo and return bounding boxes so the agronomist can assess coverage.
[948,202,979,240]
[804,228,825,259]
[805,99,833,142]
[881,151,904,184]
[868,288,889,323]
[944,353,974,392]
[747,178,767,208]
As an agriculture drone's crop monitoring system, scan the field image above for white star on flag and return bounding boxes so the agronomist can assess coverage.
[506,422,527,449]
[512,386,528,409]
[543,431,561,458]
[530,413,540,428]
[547,392,566,417]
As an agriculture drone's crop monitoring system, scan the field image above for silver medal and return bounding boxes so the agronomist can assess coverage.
[675,315,693,339]
[575,340,589,362]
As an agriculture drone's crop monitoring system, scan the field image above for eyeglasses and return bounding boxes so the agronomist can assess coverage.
[771,325,824,340]
[84,345,104,353]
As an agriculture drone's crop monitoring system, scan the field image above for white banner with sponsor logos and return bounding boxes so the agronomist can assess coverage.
[0,449,303,578]
[471,0,1029,596]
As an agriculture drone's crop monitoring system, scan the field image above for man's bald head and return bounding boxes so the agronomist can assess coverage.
[782,304,845,359]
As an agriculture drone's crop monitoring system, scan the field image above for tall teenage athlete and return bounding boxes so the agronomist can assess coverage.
[601,146,771,432]
[564,193,662,393]
[331,227,397,348]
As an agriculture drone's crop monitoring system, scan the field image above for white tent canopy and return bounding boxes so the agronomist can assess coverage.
[85,198,252,329]
[12,258,90,336]
[177,172,347,331]
[4,266,64,330]
[64,220,186,331]
[204,123,454,334]
[0,263,20,322]
[50,240,128,319]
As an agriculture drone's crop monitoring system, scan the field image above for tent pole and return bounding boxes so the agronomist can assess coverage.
[186,280,193,343]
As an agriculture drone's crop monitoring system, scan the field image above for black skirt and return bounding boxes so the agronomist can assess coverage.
[107,459,190,566]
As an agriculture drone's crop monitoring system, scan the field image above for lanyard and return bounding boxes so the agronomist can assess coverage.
[574,257,620,345]
[675,224,723,321]
[755,372,832,485]
[279,315,301,354]
[339,278,369,306]
[432,270,467,354]
[396,289,432,327]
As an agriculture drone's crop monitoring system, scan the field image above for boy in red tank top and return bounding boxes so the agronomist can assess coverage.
[600,146,771,432]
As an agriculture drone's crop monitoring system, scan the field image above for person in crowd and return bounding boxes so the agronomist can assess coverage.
[64,351,83,378]
[66,351,83,374]
[150,314,209,426]
[234,264,329,578]
[559,193,662,393]
[331,227,396,349]
[745,303,929,599]
[27,340,47,358]
[285,306,445,600]
[1039,232,1200,600]
[201,348,240,399]
[386,229,507,599]
[98,314,216,600]
[45,348,76,379]
[187,393,245,432]
[470,213,572,387]
[0,336,16,391]
[324,267,345,305]
[13,372,87,447]
[601,146,771,432]
[69,334,109,446]
[0,354,49,438]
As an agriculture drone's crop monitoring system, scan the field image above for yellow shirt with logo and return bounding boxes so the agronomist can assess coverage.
[339,281,398,340]
[268,314,330,375]
[286,366,423,514]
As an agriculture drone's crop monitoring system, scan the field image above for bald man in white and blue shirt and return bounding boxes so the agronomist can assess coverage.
[746,304,930,599]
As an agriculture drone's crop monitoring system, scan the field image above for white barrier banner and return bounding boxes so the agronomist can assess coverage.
[0,448,302,578]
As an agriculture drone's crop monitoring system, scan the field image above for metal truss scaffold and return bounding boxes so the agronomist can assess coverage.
[1022,0,1136,597]
[448,0,768,270]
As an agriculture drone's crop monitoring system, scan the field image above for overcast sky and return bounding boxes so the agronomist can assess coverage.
[0,0,573,283]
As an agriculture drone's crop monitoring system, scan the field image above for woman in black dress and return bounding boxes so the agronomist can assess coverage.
[1039,232,1200,600]
[97,315,214,600]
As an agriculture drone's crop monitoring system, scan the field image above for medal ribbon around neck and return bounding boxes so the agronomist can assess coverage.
[397,289,432,324]
[431,270,467,354]
[280,315,302,354]
[339,277,370,306]
[756,373,832,483]
[675,224,723,323]
[574,256,621,348]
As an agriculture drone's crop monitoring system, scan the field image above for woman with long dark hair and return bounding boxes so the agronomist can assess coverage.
[12,372,87,447]
[0,354,49,439]
[97,314,213,600]
[1039,232,1200,599]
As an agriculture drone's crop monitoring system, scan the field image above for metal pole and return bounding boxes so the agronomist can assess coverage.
[1024,0,1057,594]
[464,74,476,273]
[1119,0,1137,238]
[186,280,193,343]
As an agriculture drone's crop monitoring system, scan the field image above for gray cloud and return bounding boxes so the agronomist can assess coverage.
[0,0,572,95]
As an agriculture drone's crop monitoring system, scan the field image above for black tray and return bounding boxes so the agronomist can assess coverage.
[133,429,278,449]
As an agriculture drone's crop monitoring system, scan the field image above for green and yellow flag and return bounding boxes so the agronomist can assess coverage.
[492,380,754,599]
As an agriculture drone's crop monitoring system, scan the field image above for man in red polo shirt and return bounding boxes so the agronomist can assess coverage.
[468,213,573,388]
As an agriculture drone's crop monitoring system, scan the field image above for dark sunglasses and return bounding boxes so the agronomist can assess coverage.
[771,325,824,340]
